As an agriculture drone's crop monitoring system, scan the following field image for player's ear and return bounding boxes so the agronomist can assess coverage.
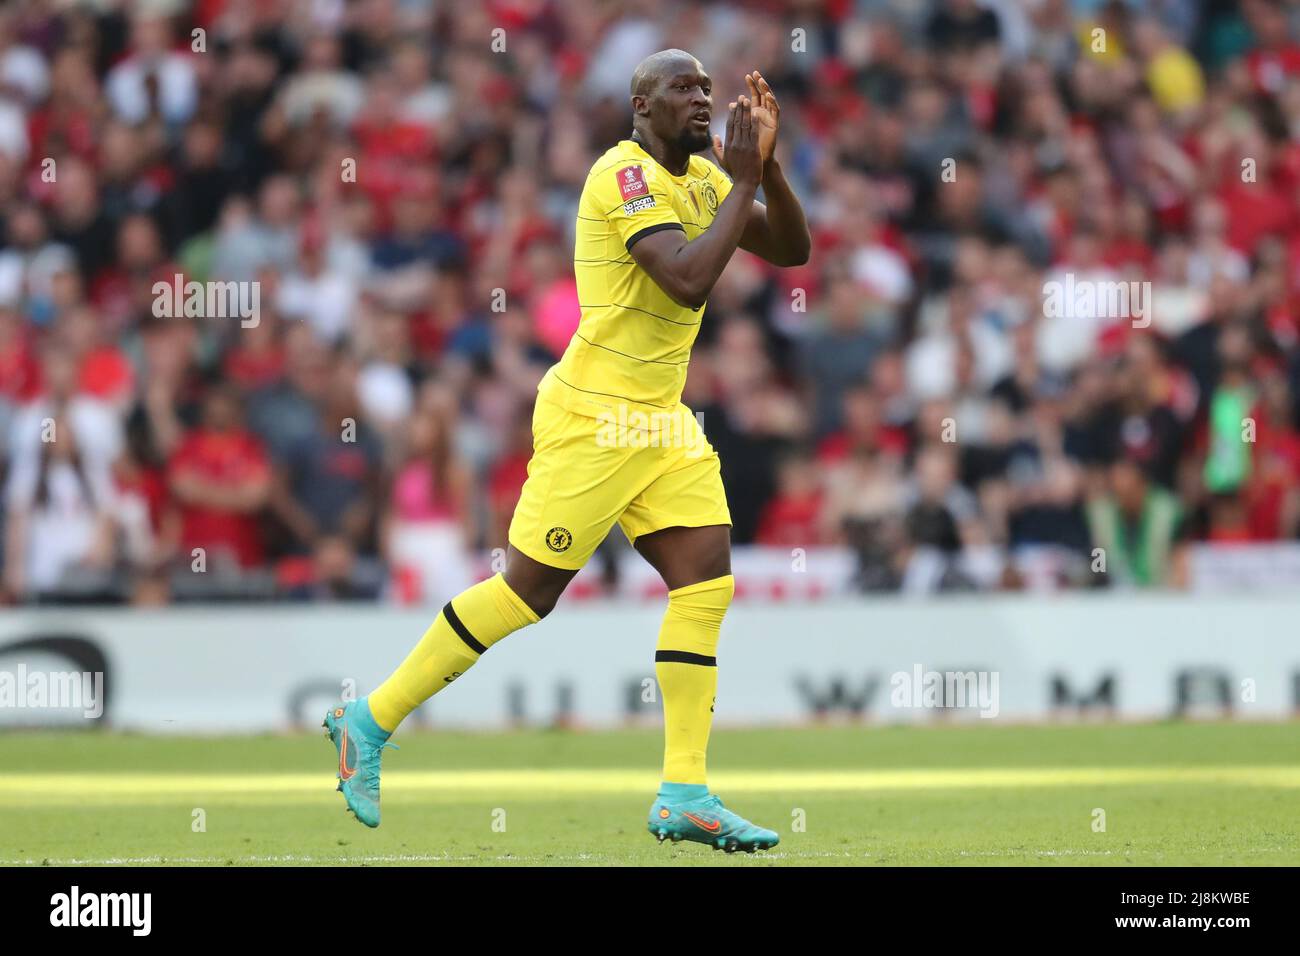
[631,94,650,117]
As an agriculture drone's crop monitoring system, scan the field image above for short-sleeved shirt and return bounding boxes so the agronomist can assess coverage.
[282,425,382,540]
[537,138,734,418]
[168,427,270,568]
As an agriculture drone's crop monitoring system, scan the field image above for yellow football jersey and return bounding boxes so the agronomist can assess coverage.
[537,138,734,419]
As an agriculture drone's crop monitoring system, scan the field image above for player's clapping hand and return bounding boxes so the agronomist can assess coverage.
[713,72,779,172]
[717,95,763,186]
[747,71,779,163]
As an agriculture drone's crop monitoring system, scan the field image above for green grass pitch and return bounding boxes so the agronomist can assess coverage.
[1,722,1296,866]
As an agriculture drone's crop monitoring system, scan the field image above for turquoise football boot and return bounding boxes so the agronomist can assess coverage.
[648,783,779,853]
[323,698,397,828]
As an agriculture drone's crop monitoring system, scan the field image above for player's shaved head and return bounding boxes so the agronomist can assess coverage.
[629,48,713,168]
[630,49,702,97]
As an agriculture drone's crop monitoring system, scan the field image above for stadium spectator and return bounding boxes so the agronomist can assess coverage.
[756,450,827,547]
[384,406,472,604]
[1086,457,1183,588]
[3,0,1300,602]
[165,385,270,573]
[4,408,114,600]
[799,270,887,436]
[268,356,382,568]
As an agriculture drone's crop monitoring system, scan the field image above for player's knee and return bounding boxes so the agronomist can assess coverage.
[666,573,734,630]
[522,588,561,619]
[501,579,557,619]
[504,547,572,611]
[502,559,573,620]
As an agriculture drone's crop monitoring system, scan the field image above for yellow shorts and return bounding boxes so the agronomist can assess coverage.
[507,396,732,570]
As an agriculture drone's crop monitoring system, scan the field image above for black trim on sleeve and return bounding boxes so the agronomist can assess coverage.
[625,222,685,252]
[654,650,717,667]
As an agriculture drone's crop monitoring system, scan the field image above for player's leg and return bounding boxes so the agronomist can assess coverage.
[619,411,778,852]
[325,552,568,827]
[634,523,732,786]
[365,548,573,733]
[326,396,628,827]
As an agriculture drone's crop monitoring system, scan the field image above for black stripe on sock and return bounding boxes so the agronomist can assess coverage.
[443,601,487,654]
[655,650,717,666]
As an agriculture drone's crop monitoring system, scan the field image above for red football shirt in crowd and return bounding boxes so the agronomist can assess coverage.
[168,428,270,568]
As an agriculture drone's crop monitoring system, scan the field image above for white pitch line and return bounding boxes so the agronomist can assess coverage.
[2,765,1298,805]
[6,846,1296,866]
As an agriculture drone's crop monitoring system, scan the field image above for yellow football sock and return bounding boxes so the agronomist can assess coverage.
[368,573,540,732]
[655,574,733,785]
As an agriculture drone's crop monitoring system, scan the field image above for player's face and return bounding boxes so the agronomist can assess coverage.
[653,67,713,153]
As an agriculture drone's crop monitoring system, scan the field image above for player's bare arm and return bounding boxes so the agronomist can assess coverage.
[716,71,812,267]
[628,96,764,308]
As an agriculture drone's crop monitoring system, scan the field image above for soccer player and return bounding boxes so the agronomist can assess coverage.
[325,50,810,852]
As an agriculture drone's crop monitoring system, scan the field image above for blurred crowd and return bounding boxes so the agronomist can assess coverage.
[3,0,1300,604]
